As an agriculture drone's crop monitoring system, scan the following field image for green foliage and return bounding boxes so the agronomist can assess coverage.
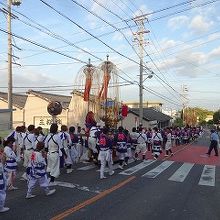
[194,107,213,122]
[173,117,183,127]
[207,120,214,125]
[199,120,207,126]
[213,110,220,124]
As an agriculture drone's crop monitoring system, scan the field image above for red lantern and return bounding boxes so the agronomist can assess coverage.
[122,104,128,117]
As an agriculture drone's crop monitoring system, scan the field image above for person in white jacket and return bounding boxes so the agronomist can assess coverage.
[45,123,67,185]
[152,127,163,160]
[0,148,9,212]
[21,125,35,180]
[164,128,174,157]
[3,137,18,190]
[59,125,72,174]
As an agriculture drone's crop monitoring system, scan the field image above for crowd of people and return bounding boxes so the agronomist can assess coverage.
[0,122,204,213]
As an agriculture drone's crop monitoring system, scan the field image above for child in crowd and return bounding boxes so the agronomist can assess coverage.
[26,142,56,199]
[3,137,18,190]
[0,148,9,212]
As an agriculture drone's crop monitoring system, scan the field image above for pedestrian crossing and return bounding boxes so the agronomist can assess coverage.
[198,165,215,187]
[77,159,219,187]
[142,161,174,178]
[168,162,194,182]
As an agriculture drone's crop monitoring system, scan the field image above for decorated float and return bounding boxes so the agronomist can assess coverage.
[74,56,122,129]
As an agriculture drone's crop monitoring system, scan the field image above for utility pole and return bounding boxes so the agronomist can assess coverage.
[7,0,21,129]
[133,15,150,126]
[181,84,188,126]
[7,0,13,130]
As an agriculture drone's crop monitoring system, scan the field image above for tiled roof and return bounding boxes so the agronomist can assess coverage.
[0,92,27,109]
[129,107,172,122]
[27,90,71,109]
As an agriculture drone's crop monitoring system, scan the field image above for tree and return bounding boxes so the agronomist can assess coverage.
[194,107,213,123]
[207,120,213,125]
[213,110,220,124]
[173,117,183,127]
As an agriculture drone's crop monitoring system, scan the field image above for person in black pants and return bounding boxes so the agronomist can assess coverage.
[206,129,219,156]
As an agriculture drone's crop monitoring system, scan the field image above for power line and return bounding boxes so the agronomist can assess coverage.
[4,0,216,63]
[108,6,189,102]
[54,0,218,47]
[149,0,220,23]
[0,0,194,105]
[1,6,103,62]
[70,0,141,62]
[132,0,197,22]
[40,0,184,103]
[39,0,147,85]
[0,27,88,64]
[148,29,220,57]
[34,1,206,52]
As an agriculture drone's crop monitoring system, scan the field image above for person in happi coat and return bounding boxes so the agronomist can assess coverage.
[26,142,56,199]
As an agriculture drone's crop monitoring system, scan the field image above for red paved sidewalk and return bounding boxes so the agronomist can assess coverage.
[169,145,220,166]
[146,143,220,166]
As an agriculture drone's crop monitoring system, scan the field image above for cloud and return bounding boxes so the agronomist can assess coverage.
[189,15,213,33]
[167,16,189,30]
[151,48,209,78]
[112,29,133,41]
[208,32,220,41]
[133,4,153,19]
[1,69,60,90]
[208,46,220,60]
[159,39,182,51]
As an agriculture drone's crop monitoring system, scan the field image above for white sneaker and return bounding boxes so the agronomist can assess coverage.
[0,207,10,212]
[66,168,73,174]
[49,182,56,187]
[100,176,107,180]
[21,173,27,180]
[46,189,56,196]
[118,165,124,170]
[8,186,18,191]
[109,170,115,176]
[25,194,36,199]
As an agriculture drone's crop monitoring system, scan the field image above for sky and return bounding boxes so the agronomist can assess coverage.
[0,0,220,111]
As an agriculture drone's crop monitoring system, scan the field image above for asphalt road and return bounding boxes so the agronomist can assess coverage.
[2,131,220,220]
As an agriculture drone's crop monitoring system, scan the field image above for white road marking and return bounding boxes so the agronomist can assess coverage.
[142,160,174,178]
[198,165,215,187]
[168,162,194,182]
[96,159,135,172]
[77,164,96,171]
[54,181,100,193]
[120,159,156,175]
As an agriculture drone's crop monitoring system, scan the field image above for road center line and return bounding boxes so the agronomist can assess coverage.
[50,176,136,220]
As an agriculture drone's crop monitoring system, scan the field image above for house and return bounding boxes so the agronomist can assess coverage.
[24,90,71,128]
[205,114,213,122]
[0,90,171,131]
[0,109,15,131]
[0,92,27,127]
[125,101,163,111]
[121,107,172,131]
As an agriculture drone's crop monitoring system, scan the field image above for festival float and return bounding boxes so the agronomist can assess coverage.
[74,56,122,129]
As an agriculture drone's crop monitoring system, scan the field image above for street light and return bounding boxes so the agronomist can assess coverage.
[137,71,154,126]
[7,0,21,129]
